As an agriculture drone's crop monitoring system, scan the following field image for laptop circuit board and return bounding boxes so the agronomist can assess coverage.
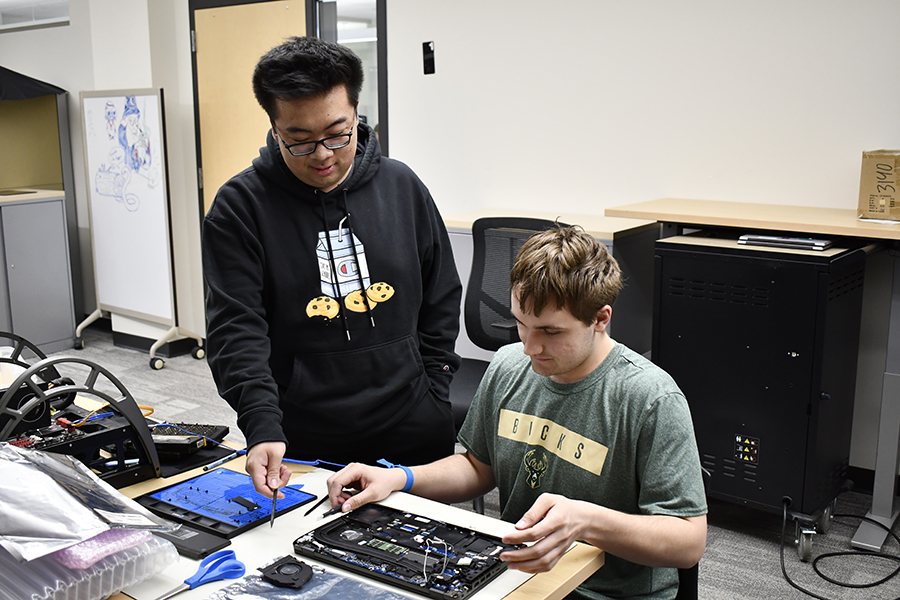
[293,503,524,600]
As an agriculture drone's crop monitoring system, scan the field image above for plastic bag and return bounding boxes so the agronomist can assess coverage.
[207,562,409,600]
[0,443,173,561]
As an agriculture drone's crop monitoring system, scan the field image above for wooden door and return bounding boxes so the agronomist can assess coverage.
[193,1,307,215]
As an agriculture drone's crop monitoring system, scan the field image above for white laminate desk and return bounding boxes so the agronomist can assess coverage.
[444,209,659,359]
[115,460,603,600]
[605,197,900,552]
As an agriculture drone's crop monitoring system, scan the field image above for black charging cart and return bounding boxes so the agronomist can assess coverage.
[652,233,869,560]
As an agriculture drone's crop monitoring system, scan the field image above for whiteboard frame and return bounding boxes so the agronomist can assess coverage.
[79,88,176,327]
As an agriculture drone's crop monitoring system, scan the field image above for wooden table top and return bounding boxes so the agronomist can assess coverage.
[445,208,657,240]
[605,197,900,241]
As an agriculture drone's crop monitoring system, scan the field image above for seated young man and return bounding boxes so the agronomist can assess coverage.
[326,225,707,599]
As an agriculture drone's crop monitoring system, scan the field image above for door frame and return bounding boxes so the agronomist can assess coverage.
[188,0,388,227]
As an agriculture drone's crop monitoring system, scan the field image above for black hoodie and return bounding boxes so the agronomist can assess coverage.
[202,122,462,458]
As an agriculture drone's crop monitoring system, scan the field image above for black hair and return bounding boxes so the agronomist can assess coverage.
[252,36,364,119]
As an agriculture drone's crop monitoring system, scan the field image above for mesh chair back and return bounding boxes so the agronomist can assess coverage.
[464,217,564,351]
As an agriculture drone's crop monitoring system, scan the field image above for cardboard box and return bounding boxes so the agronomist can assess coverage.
[858,149,900,220]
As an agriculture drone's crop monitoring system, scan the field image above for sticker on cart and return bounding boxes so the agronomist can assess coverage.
[734,434,759,464]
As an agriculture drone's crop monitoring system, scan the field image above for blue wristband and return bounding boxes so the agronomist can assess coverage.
[376,459,414,492]
[397,465,414,493]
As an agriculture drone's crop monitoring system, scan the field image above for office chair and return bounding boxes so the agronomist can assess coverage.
[451,216,563,427]
[449,217,562,515]
[464,217,563,351]
[674,466,711,600]
[675,563,698,600]
[448,359,489,432]
[448,358,489,515]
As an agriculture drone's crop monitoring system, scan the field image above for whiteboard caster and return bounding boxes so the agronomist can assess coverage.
[73,337,84,350]
[149,357,165,370]
[191,346,206,360]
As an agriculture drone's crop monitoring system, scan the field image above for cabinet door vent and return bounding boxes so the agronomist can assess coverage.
[702,454,758,483]
[742,463,758,483]
[666,277,769,307]
[827,268,864,301]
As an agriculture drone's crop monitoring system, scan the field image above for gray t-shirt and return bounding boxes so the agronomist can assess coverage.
[458,342,707,600]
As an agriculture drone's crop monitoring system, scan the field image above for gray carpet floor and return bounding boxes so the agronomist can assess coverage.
[47,325,900,600]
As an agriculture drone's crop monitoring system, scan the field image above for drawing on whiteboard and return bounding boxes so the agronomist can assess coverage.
[104,101,116,139]
[119,96,152,175]
[91,96,161,213]
[95,147,139,212]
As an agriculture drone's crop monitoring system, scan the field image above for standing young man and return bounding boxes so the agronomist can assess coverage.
[327,225,707,599]
[203,37,461,498]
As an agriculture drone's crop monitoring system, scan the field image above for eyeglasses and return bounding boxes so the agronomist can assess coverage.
[273,123,354,156]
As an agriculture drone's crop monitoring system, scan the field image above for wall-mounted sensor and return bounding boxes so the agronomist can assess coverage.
[423,41,435,75]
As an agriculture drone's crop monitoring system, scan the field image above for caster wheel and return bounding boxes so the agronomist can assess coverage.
[73,337,84,350]
[796,530,814,562]
[191,346,206,360]
[818,501,835,534]
[149,357,165,370]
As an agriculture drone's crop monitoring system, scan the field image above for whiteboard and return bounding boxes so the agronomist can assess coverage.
[80,89,175,326]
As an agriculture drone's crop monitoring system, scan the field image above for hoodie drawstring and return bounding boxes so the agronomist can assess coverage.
[317,190,376,341]
[319,192,352,341]
[340,190,376,329]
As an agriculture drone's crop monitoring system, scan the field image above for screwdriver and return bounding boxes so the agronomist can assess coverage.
[303,494,329,517]
[269,485,278,528]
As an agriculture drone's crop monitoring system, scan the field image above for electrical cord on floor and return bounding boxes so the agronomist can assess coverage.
[780,497,900,600]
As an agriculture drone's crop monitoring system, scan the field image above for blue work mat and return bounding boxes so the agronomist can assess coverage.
[137,469,315,538]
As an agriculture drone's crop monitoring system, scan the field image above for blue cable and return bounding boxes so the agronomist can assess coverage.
[84,412,114,422]
[150,422,346,470]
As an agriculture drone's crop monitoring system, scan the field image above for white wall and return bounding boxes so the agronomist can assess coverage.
[0,0,205,339]
[88,0,152,89]
[387,0,900,217]
[1,0,897,473]
[147,0,205,340]
[387,0,900,476]
[0,0,96,309]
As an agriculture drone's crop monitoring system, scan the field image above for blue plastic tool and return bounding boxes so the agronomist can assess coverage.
[152,549,246,600]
